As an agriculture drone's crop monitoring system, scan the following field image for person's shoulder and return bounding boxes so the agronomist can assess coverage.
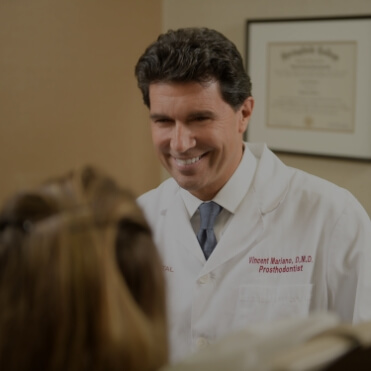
[289,163,369,222]
[248,144,355,216]
[291,165,347,199]
[253,144,368,219]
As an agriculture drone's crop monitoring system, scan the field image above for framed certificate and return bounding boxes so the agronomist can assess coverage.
[246,16,371,159]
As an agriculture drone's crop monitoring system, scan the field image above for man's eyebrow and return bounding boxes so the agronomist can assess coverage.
[186,110,215,119]
[149,110,216,121]
[149,113,171,120]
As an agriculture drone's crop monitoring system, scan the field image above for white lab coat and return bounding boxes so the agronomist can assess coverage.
[160,312,371,371]
[138,143,371,363]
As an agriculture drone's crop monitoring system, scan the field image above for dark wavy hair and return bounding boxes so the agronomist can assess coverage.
[135,27,252,110]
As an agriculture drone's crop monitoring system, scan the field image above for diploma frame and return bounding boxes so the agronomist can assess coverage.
[245,15,371,159]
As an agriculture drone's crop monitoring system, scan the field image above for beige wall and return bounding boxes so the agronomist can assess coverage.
[1,0,370,216]
[162,0,371,216]
[0,0,162,204]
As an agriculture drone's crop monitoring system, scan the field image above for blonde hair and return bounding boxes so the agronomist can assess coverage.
[0,166,168,371]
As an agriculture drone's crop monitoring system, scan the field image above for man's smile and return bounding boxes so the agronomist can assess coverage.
[174,155,202,166]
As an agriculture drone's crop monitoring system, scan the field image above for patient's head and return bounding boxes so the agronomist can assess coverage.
[0,166,167,371]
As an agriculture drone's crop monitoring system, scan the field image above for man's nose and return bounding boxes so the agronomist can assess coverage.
[170,122,196,153]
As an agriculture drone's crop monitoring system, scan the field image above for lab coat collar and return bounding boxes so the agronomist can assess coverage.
[213,143,257,214]
[202,143,292,273]
[171,191,207,263]
[247,143,292,215]
[174,143,293,270]
[180,142,258,216]
[180,143,291,217]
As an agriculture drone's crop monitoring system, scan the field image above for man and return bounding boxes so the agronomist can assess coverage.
[135,27,371,362]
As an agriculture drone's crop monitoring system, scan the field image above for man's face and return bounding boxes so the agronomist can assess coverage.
[149,81,254,200]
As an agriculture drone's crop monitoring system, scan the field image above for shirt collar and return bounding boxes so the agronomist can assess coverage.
[180,142,257,217]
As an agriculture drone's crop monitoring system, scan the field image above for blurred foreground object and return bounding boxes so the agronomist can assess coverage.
[0,166,167,371]
[161,312,371,371]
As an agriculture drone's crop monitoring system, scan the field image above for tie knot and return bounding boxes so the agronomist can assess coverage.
[198,202,222,230]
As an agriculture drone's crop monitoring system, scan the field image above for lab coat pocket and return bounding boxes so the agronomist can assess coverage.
[234,284,313,328]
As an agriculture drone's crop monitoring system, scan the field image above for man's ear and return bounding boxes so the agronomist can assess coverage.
[238,96,254,134]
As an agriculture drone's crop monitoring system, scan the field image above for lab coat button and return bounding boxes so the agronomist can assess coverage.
[197,274,210,284]
[196,337,209,349]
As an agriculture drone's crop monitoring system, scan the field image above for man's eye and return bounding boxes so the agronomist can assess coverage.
[194,116,209,122]
[155,118,172,124]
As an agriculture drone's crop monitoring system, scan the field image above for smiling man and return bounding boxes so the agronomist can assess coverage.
[135,28,371,363]
[148,80,253,201]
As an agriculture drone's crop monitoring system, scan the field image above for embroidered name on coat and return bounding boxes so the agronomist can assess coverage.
[249,255,312,273]
[163,265,174,273]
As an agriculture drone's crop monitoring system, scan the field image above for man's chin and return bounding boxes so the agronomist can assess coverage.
[173,177,199,192]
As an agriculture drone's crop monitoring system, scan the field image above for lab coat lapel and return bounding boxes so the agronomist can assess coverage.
[249,143,292,215]
[204,187,264,273]
[167,193,206,263]
[204,144,292,274]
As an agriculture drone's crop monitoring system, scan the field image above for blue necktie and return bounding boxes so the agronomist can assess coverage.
[197,202,222,259]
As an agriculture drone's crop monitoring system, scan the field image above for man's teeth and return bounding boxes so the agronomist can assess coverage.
[176,156,201,165]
